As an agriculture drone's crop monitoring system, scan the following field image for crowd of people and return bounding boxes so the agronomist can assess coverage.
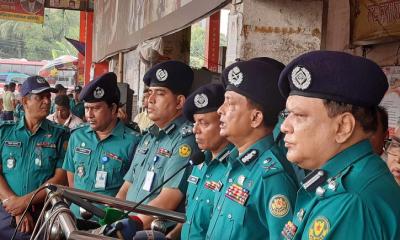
[0,50,399,240]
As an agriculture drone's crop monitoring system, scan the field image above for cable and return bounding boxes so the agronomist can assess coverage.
[32,208,72,240]
[10,185,48,240]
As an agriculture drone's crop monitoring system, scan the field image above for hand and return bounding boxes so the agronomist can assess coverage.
[15,212,34,234]
[3,195,29,216]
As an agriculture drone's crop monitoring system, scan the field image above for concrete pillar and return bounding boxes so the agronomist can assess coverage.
[226,0,323,65]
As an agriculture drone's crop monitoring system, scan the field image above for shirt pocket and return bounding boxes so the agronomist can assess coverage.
[102,157,123,189]
[1,145,22,173]
[34,145,57,172]
[72,150,92,187]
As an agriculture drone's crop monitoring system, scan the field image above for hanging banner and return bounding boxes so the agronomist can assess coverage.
[93,0,230,62]
[351,0,400,45]
[0,0,45,24]
[381,66,400,137]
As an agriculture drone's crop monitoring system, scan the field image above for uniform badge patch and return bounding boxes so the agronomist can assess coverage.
[5,141,21,147]
[178,144,191,158]
[194,93,208,108]
[156,69,168,81]
[269,194,290,218]
[93,87,105,99]
[291,66,311,90]
[308,216,330,240]
[228,66,244,86]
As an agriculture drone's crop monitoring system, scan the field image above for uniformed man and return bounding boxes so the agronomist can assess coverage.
[167,83,233,240]
[70,85,85,120]
[62,72,141,220]
[206,59,298,239]
[0,76,69,239]
[279,51,400,239]
[116,60,199,229]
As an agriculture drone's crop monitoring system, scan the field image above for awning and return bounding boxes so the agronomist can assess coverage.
[93,0,230,62]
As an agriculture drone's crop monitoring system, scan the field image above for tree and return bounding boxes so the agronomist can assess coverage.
[0,9,80,60]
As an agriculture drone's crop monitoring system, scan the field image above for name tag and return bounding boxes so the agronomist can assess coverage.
[142,171,155,192]
[95,170,107,189]
[5,141,21,147]
[187,175,199,185]
[75,147,92,155]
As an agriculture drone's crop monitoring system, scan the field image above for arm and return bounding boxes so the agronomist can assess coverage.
[137,188,183,229]
[66,171,74,188]
[166,223,182,240]
[116,181,131,200]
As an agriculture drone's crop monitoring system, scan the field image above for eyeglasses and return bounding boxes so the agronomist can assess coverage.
[384,138,400,156]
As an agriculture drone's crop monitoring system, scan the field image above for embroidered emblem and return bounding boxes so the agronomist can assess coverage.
[93,86,105,99]
[156,69,168,81]
[269,194,290,218]
[157,148,172,158]
[228,66,243,86]
[225,183,249,205]
[178,144,191,158]
[194,93,208,108]
[77,165,85,177]
[240,149,258,164]
[291,66,311,90]
[308,216,330,240]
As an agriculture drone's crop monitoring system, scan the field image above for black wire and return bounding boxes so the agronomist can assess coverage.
[10,185,48,240]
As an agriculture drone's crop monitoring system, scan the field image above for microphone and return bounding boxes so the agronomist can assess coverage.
[47,184,106,219]
[103,215,144,239]
[134,230,167,240]
[120,151,205,219]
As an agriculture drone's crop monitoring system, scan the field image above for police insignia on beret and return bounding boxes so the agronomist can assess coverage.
[228,66,244,86]
[269,194,290,218]
[156,68,168,81]
[291,66,311,90]
[93,86,105,99]
[308,216,330,240]
[36,77,46,84]
[194,93,208,108]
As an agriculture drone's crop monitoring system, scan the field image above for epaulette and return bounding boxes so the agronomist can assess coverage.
[261,153,284,179]
[70,122,89,133]
[0,120,16,128]
[124,121,141,133]
[180,124,193,138]
[125,125,141,137]
[49,121,70,131]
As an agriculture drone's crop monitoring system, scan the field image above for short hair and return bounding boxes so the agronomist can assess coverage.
[8,82,16,88]
[55,95,70,109]
[323,100,377,133]
[377,106,388,133]
[246,98,277,128]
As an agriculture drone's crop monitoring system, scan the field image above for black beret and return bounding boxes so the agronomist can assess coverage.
[183,83,225,122]
[221,59,286,126]
[79,72,120,104]
[143,60,194,96]
[278,50,389,107]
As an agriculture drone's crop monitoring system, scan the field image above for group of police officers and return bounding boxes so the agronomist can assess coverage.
[0,50,399,240]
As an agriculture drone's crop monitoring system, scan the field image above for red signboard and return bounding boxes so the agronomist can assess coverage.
[0,0,45,24]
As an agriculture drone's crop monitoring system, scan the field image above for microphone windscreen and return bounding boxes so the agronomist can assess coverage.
[134,230,166,240]
[190,151,205,166]
[112,217,144,240]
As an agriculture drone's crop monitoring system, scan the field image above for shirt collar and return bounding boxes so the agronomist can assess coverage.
[85,119,125,138]
[205,143,235,166]
[322,139,373,178]
[17,116,49,132]
[149,115,186,137]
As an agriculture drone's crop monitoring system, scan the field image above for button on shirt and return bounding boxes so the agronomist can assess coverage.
[124,116,199,205]
[181,144,234,240]
[62,120,141,217]
[0,118,69,196]
[285,140,400,240]
[206,135,298,240]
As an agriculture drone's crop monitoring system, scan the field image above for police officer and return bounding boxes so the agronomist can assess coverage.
[167,83,233,240]
[0,76,69,239]
[206,59,298,239]
[116,60,199,229]
[279,51,400,239]
[62,72,141,220]
[70,85,85,119]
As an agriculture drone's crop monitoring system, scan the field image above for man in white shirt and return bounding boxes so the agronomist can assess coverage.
[2,83,16,121]
[47,95,83,129]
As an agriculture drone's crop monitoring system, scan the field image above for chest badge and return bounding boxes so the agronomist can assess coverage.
[308,216,330,240]
[6,157,15,169]
[269,194,290,218]
[77,165,85,177]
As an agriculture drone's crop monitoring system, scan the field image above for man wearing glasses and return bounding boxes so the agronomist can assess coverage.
[385,120,400,185]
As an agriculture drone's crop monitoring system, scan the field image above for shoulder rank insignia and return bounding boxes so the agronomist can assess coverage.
[269,194,290,218]
[180,125,193,137]
[225,183,249,205]
[301,169,327,193]
[178,144,191,158]
[308,216,330,240]
[240,149,258,164]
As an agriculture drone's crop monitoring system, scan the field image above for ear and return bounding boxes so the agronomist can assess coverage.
[176,95,186,110]
[250,109,264,128]
[334,112,355,143]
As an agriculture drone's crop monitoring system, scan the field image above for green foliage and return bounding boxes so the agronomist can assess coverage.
[190,24,227,69]
[0,9,80,60]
